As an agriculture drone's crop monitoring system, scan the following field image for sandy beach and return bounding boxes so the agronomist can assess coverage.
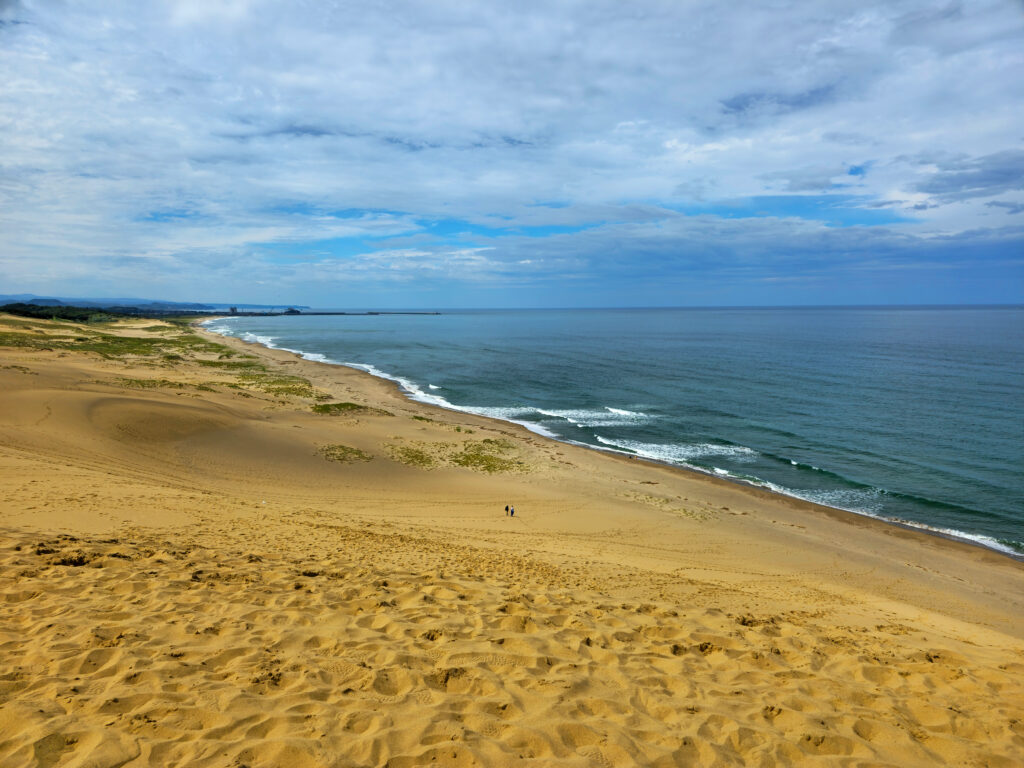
[1,312,1022,767]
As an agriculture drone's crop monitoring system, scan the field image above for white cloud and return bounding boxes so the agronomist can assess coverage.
[0,0,1022,302]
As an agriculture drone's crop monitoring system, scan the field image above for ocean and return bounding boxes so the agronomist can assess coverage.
[205,307,1024,555]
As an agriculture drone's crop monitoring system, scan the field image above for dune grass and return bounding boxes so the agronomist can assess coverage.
[312,402,393,417]
[0,315,349,408]
[386,438,522,473]
[0,320,232,360]
[319,444,374,464]
[451,438,521,473]
[386,444,438,468]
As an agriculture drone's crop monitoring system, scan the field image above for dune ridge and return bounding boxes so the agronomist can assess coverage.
[1,313,1022,767]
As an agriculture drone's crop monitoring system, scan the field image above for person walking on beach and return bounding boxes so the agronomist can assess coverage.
[504,504,509,516]
[510,505,515,517]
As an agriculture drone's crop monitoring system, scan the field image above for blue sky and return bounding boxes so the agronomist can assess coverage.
[1,0,1023,308]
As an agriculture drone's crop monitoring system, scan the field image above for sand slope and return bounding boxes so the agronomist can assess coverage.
[1,314,1022,767]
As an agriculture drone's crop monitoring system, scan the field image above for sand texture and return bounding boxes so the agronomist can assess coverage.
[1,314,1022,767]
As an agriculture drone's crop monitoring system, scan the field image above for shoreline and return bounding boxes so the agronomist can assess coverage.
[3,312,1023,766]
[198,316,1023,563]
[4,313,1019,768]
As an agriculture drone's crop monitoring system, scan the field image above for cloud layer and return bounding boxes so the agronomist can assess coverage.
[2,0,1022,305]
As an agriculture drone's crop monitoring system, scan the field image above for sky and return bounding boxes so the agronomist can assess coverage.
[1,0,1023,308]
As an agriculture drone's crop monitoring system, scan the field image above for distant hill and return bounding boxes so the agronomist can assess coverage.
[0,294,214,310]
[0,295,309,311]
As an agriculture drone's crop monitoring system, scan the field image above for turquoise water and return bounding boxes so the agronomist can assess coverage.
[206,307,1024,555]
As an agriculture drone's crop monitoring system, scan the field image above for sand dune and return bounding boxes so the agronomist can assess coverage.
[1,314,1022,766]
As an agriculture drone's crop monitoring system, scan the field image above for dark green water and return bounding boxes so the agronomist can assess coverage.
[207,307,1024,554]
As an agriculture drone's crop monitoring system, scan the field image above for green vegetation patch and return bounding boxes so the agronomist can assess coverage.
[0,316,332,404]
[0,331,49,349]
[0,316,49,331]
[410,415,474,433]
[0,325,186,359]
[0,319,237,360]
[385,437,523,473]
[169,333,229,355]
[235,371,320,399]
[0,326,180,360]
[386,444,438,468]
[115,377,189,390]
[68,334,170,358]
[319,444,373,464]
[105,377,216,393]
[451,438,521,473]
[0,303,126,323]
[312,402,393,417]
[193,358,266,370]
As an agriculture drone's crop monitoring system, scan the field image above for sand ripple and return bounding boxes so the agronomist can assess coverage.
[2,525,1022,767]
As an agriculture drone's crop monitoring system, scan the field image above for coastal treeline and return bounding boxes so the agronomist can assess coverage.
[0,302,126,323]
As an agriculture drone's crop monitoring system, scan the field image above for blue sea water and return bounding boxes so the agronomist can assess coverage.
[205,307,1024,555]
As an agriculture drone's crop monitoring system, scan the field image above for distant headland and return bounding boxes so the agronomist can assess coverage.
[0,294,439,319]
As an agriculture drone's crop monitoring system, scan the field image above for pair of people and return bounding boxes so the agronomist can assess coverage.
[504,504,515,517]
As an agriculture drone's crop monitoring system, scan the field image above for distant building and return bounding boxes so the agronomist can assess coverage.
[284,307,301,315]
[229,306,238,314]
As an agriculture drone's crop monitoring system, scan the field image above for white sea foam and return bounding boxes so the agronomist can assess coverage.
[595,436,758,463]
[202,321,626,440]
[794,487,886,515]
[199,319,1022,558]
[535,407,652,428]
[261,337,338,364]
[338,365,559,437]
[595,439,1021,555]
[884,520,1021,556]
[789,458,824,471]
[344,362,440,404]
[242,332,278,348]
[462,406,537,420]
[459,406,560,438]
[711,477,1020,556]
[780,488,1021,556]
[605,407,645,416]
[202,319,239,337]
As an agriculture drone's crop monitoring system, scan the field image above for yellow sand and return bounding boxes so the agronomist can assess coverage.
[0,314,1021,767]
